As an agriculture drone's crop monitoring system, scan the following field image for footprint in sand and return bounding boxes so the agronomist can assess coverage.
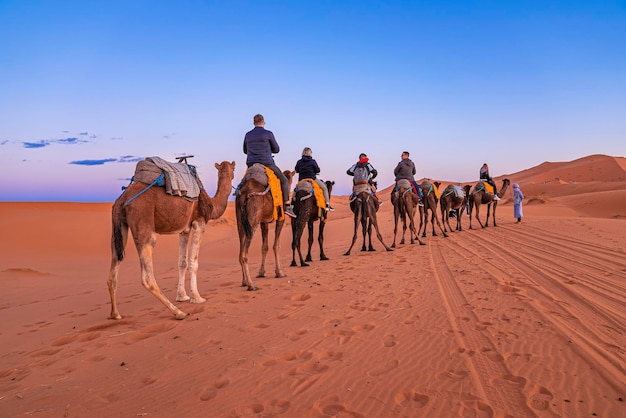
[287,328,308,341]
[199,379,230,401]
[527,384,554,411]
[394,391,429,408]
[491,374,527,389]
[459,400,495,417]
[291,293,311,301]
[352,323,375,332]
[382,334,397,347]
[437,369,469,381]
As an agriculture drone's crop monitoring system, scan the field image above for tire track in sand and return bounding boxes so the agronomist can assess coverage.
[451,228,626,393]
[429,239,537,418]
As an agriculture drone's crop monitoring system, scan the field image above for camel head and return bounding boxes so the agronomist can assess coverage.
[283,170,295,188]
[326,180,335,196]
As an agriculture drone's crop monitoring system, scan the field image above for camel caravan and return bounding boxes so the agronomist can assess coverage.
[106,113,508,320]
[106,152,509,319]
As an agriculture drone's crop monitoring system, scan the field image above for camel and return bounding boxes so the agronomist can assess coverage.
[468,178,510,229]
[418,181,448,238]
[440,184,472,232]
[236,169,295,291]
[344,183,393,255]
[391,181,425,247]
[107,160,236,320]
[291,180,335,267]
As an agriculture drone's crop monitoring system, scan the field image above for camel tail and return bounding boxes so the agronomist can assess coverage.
[111,201,125,262]
[241,197,255,239]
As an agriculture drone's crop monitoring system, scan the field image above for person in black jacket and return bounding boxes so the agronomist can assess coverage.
[393,151,423,206]
[243,114,296,217]
[294,147,333,211]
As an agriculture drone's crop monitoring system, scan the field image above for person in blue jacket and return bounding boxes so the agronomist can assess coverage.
[243,114,295,218]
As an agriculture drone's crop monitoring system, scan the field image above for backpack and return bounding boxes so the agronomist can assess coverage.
[353,163,370,183]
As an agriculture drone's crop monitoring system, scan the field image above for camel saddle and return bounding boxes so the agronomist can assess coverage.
[421,181,440,199]
[132,157,202,201]
[476,181,495,195]
[295,179,326,213]
[240,164,284,220]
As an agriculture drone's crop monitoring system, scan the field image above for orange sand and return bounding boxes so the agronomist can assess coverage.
[1,154,624,417]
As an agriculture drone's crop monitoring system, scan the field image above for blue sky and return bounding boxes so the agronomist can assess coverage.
[1,0,625,201]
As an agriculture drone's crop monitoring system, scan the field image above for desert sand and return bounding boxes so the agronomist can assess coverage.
[1,154,625,417]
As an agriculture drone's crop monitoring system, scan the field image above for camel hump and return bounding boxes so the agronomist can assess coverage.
[243,164,269,185]
[295,179,314,192]
[396,179,411,190]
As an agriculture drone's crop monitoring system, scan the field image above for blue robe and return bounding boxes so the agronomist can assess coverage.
[513,187,524,218]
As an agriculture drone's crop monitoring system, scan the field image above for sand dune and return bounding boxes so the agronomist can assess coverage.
[0,155,624,417]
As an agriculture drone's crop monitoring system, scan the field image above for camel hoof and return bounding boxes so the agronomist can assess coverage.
[174,311,189,320]
[320,256,329,261]
[276,273,287,278]
[241,282,247,287]
[305,256,313,262]
[176,295,191,302]
[301,262,309,267]
[368,248,376,252]
[290,261,297,267]
[343,252,350,256]
[109,313,122,320]
[247,286,260,291]
[420,242,426,246]
[256,274,266,278]
[391,244,396,248]
[190,297,206,304]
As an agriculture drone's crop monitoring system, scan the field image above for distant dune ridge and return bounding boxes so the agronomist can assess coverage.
[0,154,624,417]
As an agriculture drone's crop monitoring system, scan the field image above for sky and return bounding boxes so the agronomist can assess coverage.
[1,0,625,201]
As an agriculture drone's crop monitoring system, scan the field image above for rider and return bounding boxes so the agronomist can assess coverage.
[479,163,500,201]
[393,151,424,207]
[347,153,382,205]
[243,114,296,218]
[294,147,334,211]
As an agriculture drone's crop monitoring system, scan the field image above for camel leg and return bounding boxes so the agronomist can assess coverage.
[290,220,298,267]
[408,205,425,245]
[344,203,362,256]
[475,202,485,228]
[273,220,287,278]
[305,220,314,262]
[370,215,393,252]
[176,229,191,302]
[107,216,129,320]
[137,235,187,320]
[291,218,308,267]
[421,208,429,238]
[492,202,498,227]
[186,221,206,303]
[107,257,123,320]
[238,228,256,290]
[431,207,448,238]
[392,210,399,248]
[318,221,329,261]
[485,203,491,228]
[365,217,374,251]
[257,223,269,278]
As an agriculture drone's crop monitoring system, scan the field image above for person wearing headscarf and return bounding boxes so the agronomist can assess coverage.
[512,183,524,223]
